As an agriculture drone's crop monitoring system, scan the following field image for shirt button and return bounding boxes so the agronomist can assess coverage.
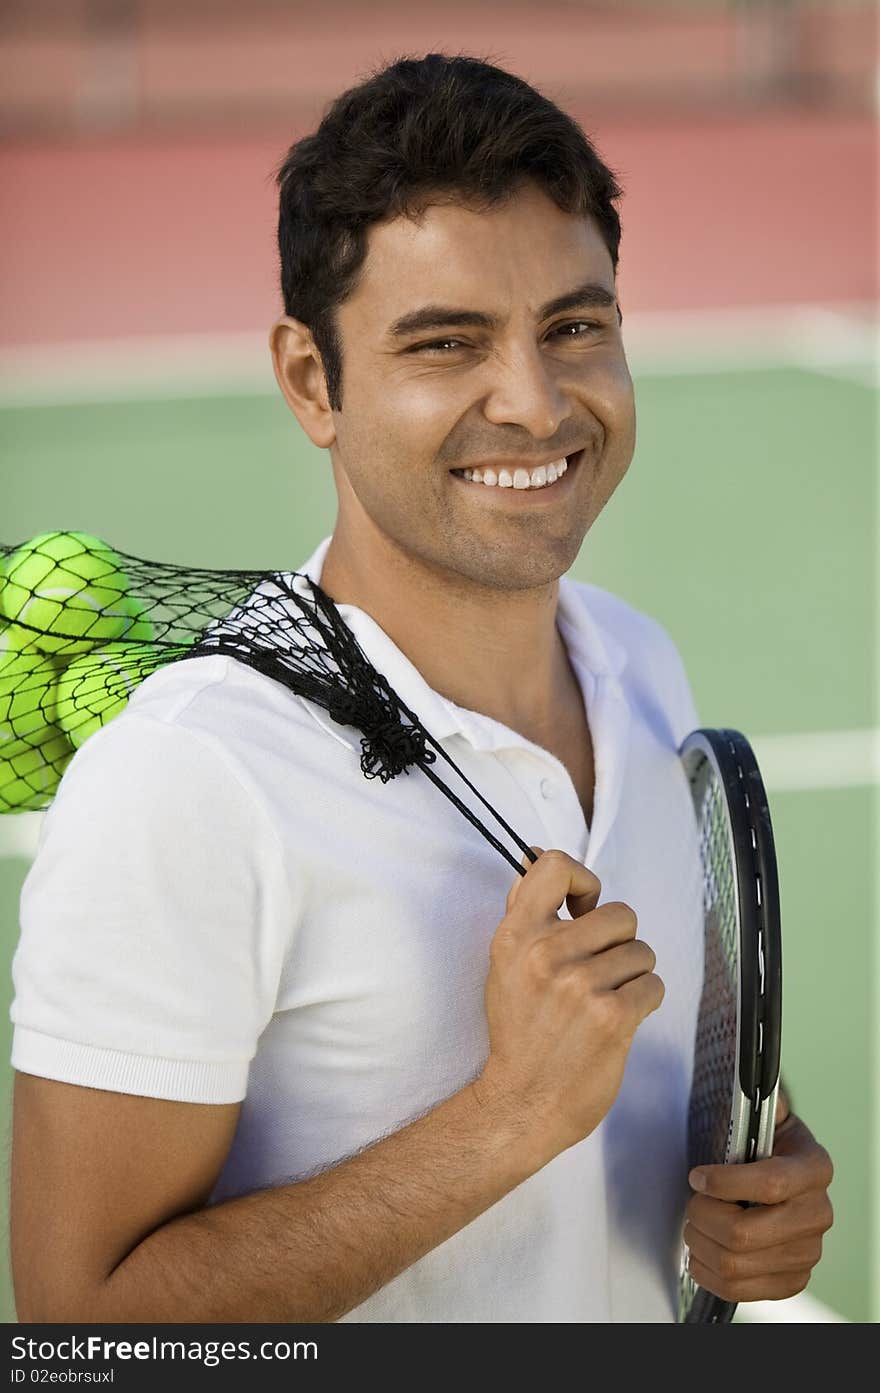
[540,777,554,800]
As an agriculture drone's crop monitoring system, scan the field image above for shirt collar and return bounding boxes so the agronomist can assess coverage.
[293,535,628,753]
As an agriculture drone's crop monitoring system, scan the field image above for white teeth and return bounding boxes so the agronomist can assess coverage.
[458,456,570,490]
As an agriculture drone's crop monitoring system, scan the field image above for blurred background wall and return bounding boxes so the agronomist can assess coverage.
[1,0,877,1323]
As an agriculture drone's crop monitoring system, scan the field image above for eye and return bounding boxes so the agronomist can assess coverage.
[410,338,466,355]
[408,320,606,355]
[551,320,604,338]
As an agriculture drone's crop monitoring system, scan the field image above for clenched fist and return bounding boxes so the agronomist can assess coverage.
[473,847,665,1171]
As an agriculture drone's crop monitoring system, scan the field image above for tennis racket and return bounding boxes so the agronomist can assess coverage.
[677,728,783,1324]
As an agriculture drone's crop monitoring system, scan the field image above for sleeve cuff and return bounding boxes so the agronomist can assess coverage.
[10,1025,249,1104]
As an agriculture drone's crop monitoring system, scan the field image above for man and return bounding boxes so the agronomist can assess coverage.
[10,53,832,1323]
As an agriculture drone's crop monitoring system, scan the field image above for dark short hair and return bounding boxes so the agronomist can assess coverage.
[275,53,624,411]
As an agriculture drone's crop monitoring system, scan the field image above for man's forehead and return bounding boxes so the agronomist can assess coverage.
[348,194,615,327]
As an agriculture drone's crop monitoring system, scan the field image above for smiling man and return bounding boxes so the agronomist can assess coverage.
[11,53,832,1324]
[277,181,632,824]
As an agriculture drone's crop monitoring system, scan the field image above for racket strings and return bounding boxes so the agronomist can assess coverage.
[688,770,740,1168]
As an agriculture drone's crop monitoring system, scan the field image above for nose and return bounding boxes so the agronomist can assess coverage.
[480,339,572,442]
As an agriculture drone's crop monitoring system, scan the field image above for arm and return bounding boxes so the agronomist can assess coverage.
[12,1068,540,1324]
[15,849,663,1324]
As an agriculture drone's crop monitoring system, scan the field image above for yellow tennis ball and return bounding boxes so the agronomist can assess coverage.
[0,730,73,812]
[51,643,150,749]
[0,649,61,759]
[118,593,155,644]
[1,531,131,657]
[0,616,39,657]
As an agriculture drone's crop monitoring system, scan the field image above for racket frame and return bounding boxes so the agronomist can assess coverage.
[678,728,782,1324]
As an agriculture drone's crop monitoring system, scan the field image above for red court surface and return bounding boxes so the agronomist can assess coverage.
[1,109,875,350]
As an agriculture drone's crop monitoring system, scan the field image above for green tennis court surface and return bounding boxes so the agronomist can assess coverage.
[1,360,875,1321]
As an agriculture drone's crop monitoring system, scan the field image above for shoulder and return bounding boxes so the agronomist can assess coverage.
[573,581,686,672]
[47,652,294,833]
[563,578,700,744]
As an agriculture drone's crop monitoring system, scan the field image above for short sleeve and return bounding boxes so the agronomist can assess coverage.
[9,713,291,1103]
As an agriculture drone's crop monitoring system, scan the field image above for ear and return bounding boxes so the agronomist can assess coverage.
[269,316,336,449]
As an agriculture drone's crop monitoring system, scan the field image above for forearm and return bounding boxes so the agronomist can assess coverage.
[91,1080,540,1323]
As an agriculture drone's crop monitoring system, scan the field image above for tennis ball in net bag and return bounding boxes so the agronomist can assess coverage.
[1,531,132,657]
[0,730,73,812]
[0,648,61,759]
[52,643,151,749]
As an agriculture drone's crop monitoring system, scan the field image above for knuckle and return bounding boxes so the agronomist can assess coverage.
[781,1271,810,1299]
[591,991,625,1036]
[817,1147,834,1189]
[555,962,586,1000]
[489,926,514,962]
[648,971,666,1008]
[542,849,570,873]
[635,940,656,972]
[726,1220,752,1254]
[716,1250,743,1281]
[528,935,558,982]
[607,901,638,935]
[715,1275,741,1302]
[762,1171,788,1205]
[584,868,602,897]
[805,1236,824,1266]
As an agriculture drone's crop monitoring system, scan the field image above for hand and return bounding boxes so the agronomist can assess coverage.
[683,1112,834,1304]
[474,847,665,1168]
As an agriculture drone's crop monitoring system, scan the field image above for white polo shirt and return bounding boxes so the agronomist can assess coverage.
[10,534,704,1323]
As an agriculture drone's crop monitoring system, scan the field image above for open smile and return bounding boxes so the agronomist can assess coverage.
[449,449,583,502]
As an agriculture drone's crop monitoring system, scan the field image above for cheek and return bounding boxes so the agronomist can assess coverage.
[350,374,459,460]
[597,362,636,466]
[389,381,469,457]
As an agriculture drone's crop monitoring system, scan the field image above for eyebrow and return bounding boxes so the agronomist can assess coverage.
[386,281,619,340]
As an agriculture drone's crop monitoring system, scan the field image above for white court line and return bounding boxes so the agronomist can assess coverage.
[0,811,43,860]
[735,1290,848,1323]
[0,727,877,860]
[627,302,878,387]
[0,302,875,406]
[751,728,880,792]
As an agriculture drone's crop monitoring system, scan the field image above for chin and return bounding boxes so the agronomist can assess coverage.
[454,541,586,594]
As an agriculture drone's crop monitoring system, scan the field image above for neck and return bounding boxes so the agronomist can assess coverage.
[317,524,574,739]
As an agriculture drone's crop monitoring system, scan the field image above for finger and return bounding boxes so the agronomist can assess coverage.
[541,902,642,961]
[685,1253,813,1305]
[689,1144,833,1205]
[553,938,656,990]
[685,1190,834,1252]
[684,1221,824,1282]
[506,848,601,926]
[615,968,665,1020]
